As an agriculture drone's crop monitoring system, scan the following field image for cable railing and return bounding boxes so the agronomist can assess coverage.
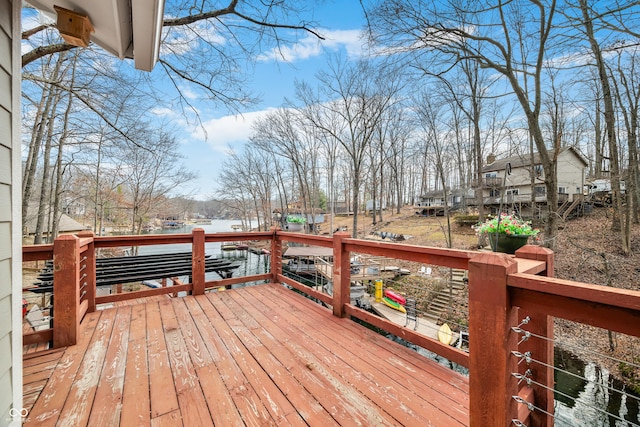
[510,318,640,426]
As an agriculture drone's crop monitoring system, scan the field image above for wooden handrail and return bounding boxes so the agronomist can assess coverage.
[22,244,53,262]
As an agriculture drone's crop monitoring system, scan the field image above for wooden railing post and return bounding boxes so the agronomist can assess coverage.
[515,245,555,427]
[76,230,96,313]
[332,231,351,318]
[468,252,519,426]
[53,234,80,347]
[192,228,205,295]
[271,227,282,283]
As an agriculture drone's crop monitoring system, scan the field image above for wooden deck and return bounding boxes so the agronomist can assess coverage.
[23,283,469,426]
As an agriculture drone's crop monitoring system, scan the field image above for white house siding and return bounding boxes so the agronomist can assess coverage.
[502,167,539,201]
[484,149,586,203]
[556,150,586,200]
[0,0,22,425]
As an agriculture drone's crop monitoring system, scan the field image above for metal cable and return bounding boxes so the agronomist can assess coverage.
[511,323,640,425]
[512,392,556,418]
[514,328,640,372]
[521,375,640,426]
[512,351,640,407]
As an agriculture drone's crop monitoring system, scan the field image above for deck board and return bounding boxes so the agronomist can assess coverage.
[248,285,466,426]
[24,283,470,426]
[254,285,470,418]
[87,306,131,427]
[120,303,151,427]
[146,300,180,419]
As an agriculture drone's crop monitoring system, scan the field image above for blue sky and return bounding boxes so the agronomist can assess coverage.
[157,2,369,200]
[21,1,369,200]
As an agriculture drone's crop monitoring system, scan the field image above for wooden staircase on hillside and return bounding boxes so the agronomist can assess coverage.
[424,269,467,322]
[558,194,584,220]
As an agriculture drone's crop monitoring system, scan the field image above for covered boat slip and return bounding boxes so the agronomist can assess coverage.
[23,283,469,426]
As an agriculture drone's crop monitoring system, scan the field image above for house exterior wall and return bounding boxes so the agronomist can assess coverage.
[556,149,586,198]
[0,0,22,425]
[481,149,586,203]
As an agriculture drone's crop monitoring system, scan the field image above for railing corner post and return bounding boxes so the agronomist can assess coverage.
[515,244,554,277]
[52,234,80,348]
[270,226,282,283]
[332,231,351,318]
[192,228,206,295]
[76,230,96,313]
[468,252,519,426]
[514,245,555,426]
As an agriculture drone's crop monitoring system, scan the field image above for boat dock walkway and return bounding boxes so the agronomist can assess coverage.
[367,296,461,347]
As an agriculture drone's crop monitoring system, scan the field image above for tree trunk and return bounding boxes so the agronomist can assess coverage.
[50,91,73,241]
[579,0,628,254]
[34,87,62,244]
[23,75,59,231]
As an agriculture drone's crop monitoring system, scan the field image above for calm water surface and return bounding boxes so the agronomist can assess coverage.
[138,219,269,284]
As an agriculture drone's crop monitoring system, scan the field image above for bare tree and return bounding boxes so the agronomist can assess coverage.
[611,47,640,228]
[369,0,565,248]
[575,0,628,253]
[385,106,413,214]
[298,57,401,237]
[22,1,324,115]
[413,91,456,247]
[118,128,197,234]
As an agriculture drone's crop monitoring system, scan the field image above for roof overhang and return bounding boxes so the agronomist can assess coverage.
[25,0,165,71]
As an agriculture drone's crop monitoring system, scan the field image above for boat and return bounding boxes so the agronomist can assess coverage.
[382,296,406,313]
[383,288,406,305]
[438,323,453,345]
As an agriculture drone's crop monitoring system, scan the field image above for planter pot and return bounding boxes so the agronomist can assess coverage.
[488,234,530,254]
[286,222,304,232]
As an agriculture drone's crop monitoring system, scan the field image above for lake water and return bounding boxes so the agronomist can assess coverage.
[139,219,270,284]
[554,348,640,426]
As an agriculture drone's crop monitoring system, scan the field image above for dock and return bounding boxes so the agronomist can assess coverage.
[368,296,461,345]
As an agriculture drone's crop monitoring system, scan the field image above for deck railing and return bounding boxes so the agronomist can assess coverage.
[22,228,640,426]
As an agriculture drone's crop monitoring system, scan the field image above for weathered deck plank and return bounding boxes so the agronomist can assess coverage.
[193,293,280,425]
[26,311,102,426]
[23,348,65,414]
[254,284,470,424]
[249,285,469,426]
[146,301,179,419]
[56,308,117,427]
[24,284,470,426]
[87,306,132,427]
[222,288,390,427]
[120,303,151,427]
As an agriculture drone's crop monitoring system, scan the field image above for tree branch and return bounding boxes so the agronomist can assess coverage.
[22,43,78,68]
[162,0,324,40]
[22,24,55,40]
[23,72,150,152]
[230,10,325,40]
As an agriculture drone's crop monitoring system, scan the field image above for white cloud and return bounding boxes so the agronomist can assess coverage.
[160,21,227,57]
[190,109,275,152]
[257,29,366,62]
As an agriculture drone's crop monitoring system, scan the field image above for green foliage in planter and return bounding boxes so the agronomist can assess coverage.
[286,215,306,224]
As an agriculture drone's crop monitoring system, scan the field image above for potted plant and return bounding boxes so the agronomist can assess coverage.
[474,213,539,254]
[286,215,306,232]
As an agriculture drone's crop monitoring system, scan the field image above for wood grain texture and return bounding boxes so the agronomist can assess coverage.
[25,285,470,426]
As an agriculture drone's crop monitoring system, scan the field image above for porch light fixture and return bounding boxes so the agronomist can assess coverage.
[53,5,94,48]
